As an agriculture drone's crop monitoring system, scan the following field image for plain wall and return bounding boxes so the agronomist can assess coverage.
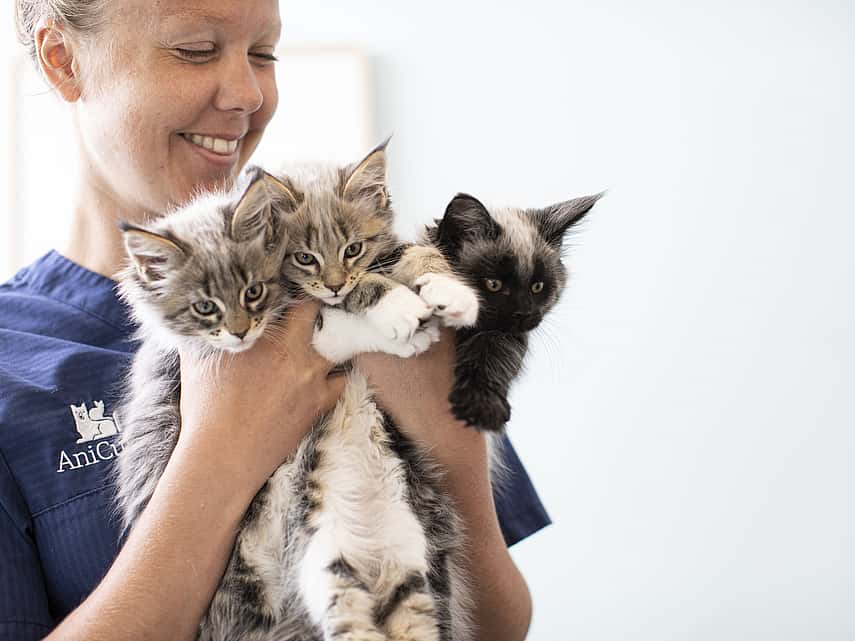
[281,2,854,640]
[3,2,853,639]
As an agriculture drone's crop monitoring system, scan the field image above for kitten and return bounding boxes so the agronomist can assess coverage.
[115,145,479,641]
[252,141,480,641]
[426,191,602,432]
[114,167,295,531]
[271,140,479,363]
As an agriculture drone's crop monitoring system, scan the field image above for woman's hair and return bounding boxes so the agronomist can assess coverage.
[15,0,109,64]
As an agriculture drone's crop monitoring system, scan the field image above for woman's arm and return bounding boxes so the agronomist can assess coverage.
[47,302,346,641]
[356,329,533,641]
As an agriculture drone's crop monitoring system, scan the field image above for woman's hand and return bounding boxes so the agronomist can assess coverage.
[177,300,346,494]
[354,327,484,469]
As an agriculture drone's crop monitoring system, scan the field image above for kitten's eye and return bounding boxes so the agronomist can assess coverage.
[294,252,316,266]
[485,278,503,292]
[531,281,545,294]
[245,283,266,303]
[193,300,218,315]
[344,242,363,259]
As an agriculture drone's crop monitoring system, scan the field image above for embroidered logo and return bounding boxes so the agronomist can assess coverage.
[57,400,123,473]
[69,400,121,442]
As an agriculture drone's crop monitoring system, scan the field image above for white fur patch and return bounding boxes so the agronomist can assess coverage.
[365,286,432,342]
[313,308,439,362]
[299,372,431,622]
[415,272,480,328]
[491,207,538,271]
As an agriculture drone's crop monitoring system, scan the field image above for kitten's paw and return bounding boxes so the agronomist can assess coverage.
[378,323,436,358]
[366,286,432,342]
[414,273,479,328]
[311,324,352,363]
[449,383,511,431]
[411,318,441,354]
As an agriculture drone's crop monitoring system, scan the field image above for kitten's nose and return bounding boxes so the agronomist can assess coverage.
[232,329,248,340]
[327,284,342,295]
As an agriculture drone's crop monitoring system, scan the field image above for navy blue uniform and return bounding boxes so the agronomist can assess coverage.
[0,251,550,640]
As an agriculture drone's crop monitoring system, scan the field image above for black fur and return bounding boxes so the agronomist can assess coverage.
[428,192,601,431]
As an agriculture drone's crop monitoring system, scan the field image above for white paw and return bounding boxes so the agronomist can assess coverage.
[311,311,355,363]
[415,273,479,327]
[411,318,441,354]
[365,286,433,342]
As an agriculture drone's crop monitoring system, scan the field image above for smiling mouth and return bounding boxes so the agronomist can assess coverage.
[180,133,241,155]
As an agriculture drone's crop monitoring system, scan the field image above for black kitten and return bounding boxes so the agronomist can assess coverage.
[425,191,602,431]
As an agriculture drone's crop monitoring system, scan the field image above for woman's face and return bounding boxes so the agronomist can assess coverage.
[73,0,281,215]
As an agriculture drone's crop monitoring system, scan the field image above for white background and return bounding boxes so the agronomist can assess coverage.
[3,2,855,639]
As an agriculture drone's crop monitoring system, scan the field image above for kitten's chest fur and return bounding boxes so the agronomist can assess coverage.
[200,371,462,641]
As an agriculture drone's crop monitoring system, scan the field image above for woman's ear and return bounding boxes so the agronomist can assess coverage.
[35,19,81,102]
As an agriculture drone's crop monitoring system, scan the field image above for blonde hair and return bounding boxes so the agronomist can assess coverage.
[15,0,109,64]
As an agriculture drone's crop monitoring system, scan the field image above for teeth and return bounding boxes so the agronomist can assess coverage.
[185,133,239,155]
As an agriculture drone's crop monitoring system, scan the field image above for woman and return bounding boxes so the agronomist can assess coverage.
[1,1,550,640]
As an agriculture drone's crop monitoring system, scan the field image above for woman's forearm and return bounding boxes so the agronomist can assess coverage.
[47,437,261,641]
[438,425,533,641]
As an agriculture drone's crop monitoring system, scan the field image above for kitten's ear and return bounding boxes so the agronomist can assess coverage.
[232,166,300,242]
[121,222,187,284]
[435,193,500,256]
[532,192,604,249]
[342,137,391,208]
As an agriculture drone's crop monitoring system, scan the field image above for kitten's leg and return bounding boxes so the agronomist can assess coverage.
[301,537,386,641]
[313,307,439,363]
[390,245,479,328]
[389,245,453,287]
[377,573,440,641]
[345,274,432,343]
[449,331,527,432]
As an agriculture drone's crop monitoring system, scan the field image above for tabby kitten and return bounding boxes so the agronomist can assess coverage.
[426,191,603,432]
[251,141,481,641]
[270,140,479,363]
[115,168,294,530]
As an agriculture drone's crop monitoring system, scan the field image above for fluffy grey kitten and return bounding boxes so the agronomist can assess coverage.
[426,191,602,431]
[114,145,480,641]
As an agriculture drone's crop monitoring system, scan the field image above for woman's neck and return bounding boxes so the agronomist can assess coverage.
[63,179,148,281]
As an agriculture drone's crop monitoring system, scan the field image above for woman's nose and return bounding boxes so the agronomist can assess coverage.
[214,54,264,114]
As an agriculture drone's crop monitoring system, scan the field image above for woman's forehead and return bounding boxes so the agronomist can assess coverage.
[113,0,281,36]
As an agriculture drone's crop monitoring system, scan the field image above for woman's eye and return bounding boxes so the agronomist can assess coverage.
[344,242,363,258]
[295,252,316,266]
[485,278,502,292]
[245,283,266,303]
[250,51,279,64]
[531,281,545,294]
[175,48,217,61]
[193,300,217,315]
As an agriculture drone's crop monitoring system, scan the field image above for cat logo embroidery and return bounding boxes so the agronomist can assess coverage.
[69,400,121,443]
[57,400,123,473]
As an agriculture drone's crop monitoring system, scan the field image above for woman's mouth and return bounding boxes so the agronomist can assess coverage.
[180,132,241,157]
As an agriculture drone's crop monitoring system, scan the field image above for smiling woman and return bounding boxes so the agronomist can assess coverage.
[1,1,546,641]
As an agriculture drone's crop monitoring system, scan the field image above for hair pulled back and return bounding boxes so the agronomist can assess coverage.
[15,0,109,63]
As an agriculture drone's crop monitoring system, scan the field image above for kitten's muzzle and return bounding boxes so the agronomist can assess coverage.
[512,312,543,332]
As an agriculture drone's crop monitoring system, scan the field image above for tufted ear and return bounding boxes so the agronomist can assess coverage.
[231,166,301,243]
[434,193,500,258]
[121,222,187,283]
[531,192,604,249]
[342,137,391,209]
